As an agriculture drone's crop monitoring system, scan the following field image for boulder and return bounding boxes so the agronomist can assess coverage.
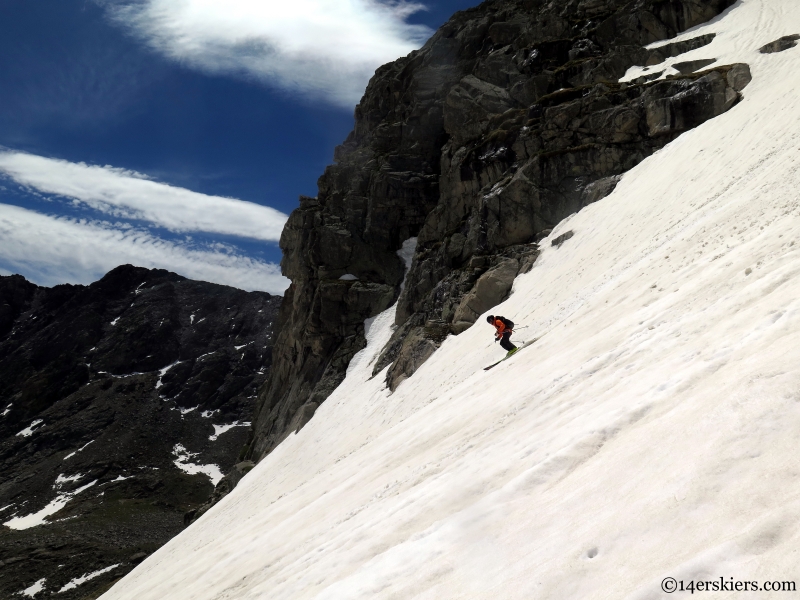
[452,259,520,334]
[552,230,575,248]
[386,328,440,392]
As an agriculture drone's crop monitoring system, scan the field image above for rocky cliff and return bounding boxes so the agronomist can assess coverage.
[249,0,749,460]
[0,266,279,599]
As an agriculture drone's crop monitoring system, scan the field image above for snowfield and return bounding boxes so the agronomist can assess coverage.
[101,1,800,598]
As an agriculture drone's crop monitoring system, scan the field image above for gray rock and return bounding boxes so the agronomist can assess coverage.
[727,63,753,92]
[552,231,575,248]
[385,328,440,391]
[759,35,800,54]
[582,175,622,205]
[293,402,319,433]
[129,552,148,564]
[673,58,717,74]
[452,259,519,333]
[643,67,747,137]
[444,75,518,145]
[644,33,716,65]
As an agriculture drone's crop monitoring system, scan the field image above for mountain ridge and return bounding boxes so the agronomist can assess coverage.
[0,265,280,599]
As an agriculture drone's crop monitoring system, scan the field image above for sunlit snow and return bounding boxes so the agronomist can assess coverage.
[99,2,800,599]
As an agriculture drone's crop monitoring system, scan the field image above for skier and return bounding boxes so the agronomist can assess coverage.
[487,315,518,357]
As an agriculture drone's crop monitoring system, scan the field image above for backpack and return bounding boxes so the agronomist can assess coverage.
[499,317,514,330]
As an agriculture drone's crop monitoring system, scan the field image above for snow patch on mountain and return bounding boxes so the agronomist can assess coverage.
[209,421,251,441]
[155,361,181,389]
[4,480,97,531]
[172,444,223,486]
[63,439,94,460]
[53,473,84,489]
[59,565,120,593]
[16,419,43,437]
[20,578,46,597]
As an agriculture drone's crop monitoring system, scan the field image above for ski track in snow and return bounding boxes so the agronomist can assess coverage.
[100,2,800,599]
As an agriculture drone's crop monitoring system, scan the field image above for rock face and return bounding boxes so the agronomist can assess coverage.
[0,266,279,600]
[250,0,747,460]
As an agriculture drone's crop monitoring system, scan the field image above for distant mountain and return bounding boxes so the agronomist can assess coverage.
[0,265,279,599]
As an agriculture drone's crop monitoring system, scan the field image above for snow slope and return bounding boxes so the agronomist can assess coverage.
[100,1,800,598]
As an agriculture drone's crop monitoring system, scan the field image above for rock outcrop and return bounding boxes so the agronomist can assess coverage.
[250,0,747,459]
[0,266,279,600]
[759,34,799,54]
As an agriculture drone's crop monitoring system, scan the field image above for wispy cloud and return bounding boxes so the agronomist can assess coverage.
[0,150,287,242]
[0,203,289,293]
[106,0,432,106]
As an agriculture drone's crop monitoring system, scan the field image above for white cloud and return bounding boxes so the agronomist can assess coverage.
[107,0,432,106]
[0,203,289,294]
[0,150,288,242]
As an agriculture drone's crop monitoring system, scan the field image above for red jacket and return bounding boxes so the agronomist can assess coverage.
[492,318,510,337]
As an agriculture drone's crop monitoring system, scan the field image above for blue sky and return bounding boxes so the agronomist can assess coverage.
[0,0,479,293]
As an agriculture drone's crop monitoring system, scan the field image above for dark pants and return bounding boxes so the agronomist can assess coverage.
[499,331,517,352]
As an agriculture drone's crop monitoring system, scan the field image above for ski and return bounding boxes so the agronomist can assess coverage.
[483,338,537,371]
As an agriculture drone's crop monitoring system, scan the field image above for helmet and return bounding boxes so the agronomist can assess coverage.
[486,315,494,323]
